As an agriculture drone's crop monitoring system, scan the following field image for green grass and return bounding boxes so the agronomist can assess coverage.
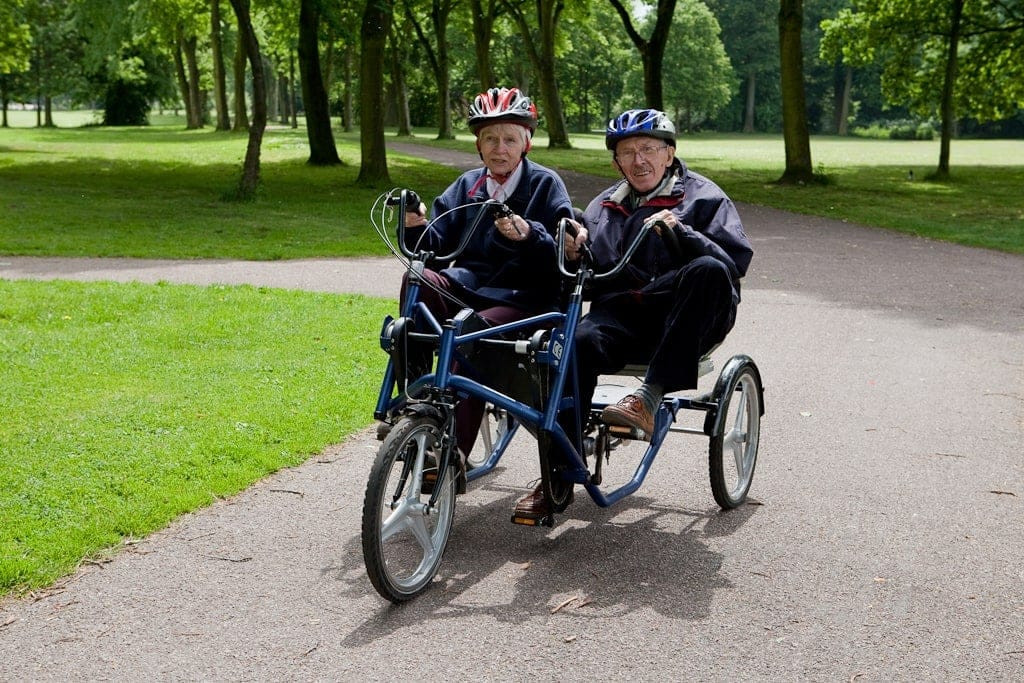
[0,122,454,259]
[0,278,392,595]
[2,119,1023,257]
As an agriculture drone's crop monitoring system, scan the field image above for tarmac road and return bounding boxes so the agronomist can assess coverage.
[1,143,1022,680]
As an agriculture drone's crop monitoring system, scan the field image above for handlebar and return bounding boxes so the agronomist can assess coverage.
[386,189,506,263]
[557,216,666,281]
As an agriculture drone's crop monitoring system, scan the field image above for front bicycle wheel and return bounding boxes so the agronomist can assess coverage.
[361,414,456,602]
[709,359,762,509]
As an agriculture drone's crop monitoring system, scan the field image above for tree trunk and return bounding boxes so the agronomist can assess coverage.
[470,0,496,90]
[834,65,851,135]
[777,0,814,184]
[44,95,53,127]
[279,74,290,124]
[228,0,267,200]
[183,35,204,128]
[357,0,392,186]
[607,0,676,111]
[298,0,341,165]
[743,71,756,133]
[342,45,353,132]
[232,36,249,131]
[173,41,192,125]
[1,78,9,128]
[936,0,963,179]
[390,27,412,136]
[210,0,231,131]
[506,0,570,148]
[289,51,297,129]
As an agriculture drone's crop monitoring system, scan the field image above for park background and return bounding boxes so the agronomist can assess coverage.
[2,0,1022,599]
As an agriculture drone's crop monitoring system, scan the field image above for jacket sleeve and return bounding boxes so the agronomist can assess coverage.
[678,178,753,280]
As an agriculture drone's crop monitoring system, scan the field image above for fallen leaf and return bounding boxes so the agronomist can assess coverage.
[551,595,579,614]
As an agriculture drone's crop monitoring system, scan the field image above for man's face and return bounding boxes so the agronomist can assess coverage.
[477,123,528,177]
[613,136,674,194]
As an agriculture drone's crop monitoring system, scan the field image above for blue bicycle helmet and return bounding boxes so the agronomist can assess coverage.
[605,109,676,150]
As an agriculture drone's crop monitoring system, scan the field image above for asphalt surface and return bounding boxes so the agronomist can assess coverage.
[1,142,1022,681]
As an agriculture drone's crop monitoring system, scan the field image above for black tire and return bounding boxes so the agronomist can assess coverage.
[361,415,456,603]
[538,434,574,513]
[709,358,763,509]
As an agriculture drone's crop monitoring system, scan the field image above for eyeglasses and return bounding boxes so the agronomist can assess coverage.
[615,144,668,163]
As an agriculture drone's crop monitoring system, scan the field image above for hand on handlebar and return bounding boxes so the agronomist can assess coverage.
[564,220,589,261]
[493,205,530,242]
[405,202,428,228]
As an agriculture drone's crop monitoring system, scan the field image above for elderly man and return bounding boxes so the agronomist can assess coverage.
[567,108,754,439]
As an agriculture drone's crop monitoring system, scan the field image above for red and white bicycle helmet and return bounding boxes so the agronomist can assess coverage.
[605,109,676,149]
[468,87,538,135]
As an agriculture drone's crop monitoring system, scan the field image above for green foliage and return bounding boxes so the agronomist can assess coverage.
[0,278,393,594]
[0,1,32,74]
[821,0,1024,124]
[653,0,735,132]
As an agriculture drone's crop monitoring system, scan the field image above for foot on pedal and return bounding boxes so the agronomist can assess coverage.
[511,484,554,526]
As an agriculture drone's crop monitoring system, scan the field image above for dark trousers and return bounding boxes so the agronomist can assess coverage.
[573,255,738,419]
[400,269,530,456]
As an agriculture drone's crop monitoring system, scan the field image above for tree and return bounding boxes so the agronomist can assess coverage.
[358,0,392,186]
[228,0,267,199]
[0,1,32,127]
[469,0,499,90]
[607,0,676,111]
[778,0,814,183]
[210,0,231,130]
[706,0,777,132]
[23,0,84,127]
[651,0,734,133]
[298,0,341,164]
[402,0,458,140]
[822,0,1024,178]
[501,0,571,148]
[557,2,633,132]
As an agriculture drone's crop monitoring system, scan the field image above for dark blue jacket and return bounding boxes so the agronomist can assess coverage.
[405,158,573,311]
[582,158,753,304]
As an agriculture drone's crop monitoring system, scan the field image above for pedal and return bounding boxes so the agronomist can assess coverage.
[607,424,648,441]
[510,512,554,527]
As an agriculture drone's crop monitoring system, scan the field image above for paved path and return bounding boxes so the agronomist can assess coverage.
[1,143,1022,680]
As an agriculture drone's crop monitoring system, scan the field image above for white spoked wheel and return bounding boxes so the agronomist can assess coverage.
[361,415,456,603]
[709,360,762,509]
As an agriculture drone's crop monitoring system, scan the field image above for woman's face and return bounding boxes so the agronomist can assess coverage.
[477,123,528,177]
[613,136,675,194]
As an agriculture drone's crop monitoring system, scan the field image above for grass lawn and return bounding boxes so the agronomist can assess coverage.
[1,116,1023,257]
[0,278,391,595]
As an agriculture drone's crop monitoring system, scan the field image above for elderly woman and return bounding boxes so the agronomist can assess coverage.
[400,87,573,472]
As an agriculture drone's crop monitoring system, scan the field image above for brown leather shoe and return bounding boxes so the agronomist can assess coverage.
[600,393,654,436]
[512,484,550,522]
